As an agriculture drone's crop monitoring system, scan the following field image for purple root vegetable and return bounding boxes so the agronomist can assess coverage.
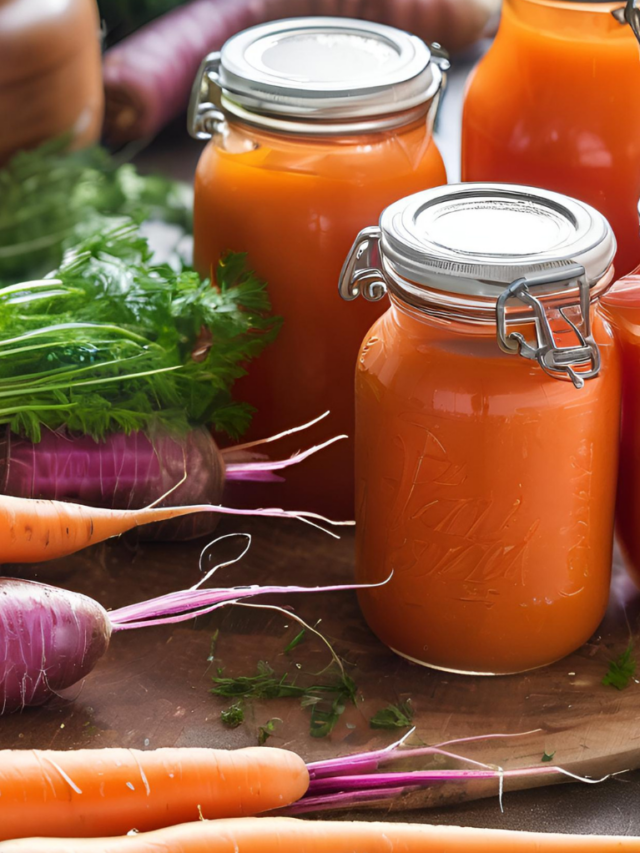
[102,0,500,143]
[0,563,368,714]
[0,415,344,541]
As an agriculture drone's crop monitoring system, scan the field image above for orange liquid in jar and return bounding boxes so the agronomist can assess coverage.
[355,300,620,674]
[602,275,640,584]
[194,120,446,517]
[462,0,640,277]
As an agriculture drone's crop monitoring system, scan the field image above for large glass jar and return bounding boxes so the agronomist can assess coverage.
[461,0,640,278]
[340,184,621,675]
[190,18,447,517]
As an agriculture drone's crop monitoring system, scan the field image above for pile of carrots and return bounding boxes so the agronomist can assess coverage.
[0,746,638,850]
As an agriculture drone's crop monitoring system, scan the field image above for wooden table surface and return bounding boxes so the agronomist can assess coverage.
[2,514,640,836]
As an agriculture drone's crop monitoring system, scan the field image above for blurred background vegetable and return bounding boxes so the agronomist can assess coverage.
[101,0,501,144]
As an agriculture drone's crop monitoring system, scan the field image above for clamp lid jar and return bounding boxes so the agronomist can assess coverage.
[340,183,616,388]
[342,183,621,676]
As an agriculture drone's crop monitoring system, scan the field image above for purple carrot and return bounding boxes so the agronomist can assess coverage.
[0,414,347,541]
[102,0,499,143]
[0,536,376,714]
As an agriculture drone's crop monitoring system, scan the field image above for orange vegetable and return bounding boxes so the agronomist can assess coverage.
[0,750,309,840]
[0,493,339,563]
[1,817,638,851]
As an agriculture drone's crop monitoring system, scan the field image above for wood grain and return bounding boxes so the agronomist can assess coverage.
[1,517,639,815]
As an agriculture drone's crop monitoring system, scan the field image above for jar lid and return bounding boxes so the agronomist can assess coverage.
[216,17,441,120]
[379,184,615,299]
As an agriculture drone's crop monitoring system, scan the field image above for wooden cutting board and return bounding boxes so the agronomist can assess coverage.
[1,516,639,814]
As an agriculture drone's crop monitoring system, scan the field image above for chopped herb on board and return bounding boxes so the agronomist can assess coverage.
[220,701,244,728]
[258,718,282,745]
[369,700,414,730]
[602,643,636,691]
[284,629,306,654]
[211,661,357,738]
[207,630,220,663]
[541,751,556,763]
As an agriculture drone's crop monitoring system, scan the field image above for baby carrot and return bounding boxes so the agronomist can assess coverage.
[0,817,637,852]
[0,493,346,563]
[0,749,309,840]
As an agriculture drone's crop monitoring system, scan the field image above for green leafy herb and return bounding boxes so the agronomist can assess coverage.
[284,629,306,655]
[207,630,220,663]
[220,701,244,728]
[0,138,193,283]
[369,700,414,730]
[602,642,637,691]
[0,222,280,441]
[211,661,357,739]
[257,718,282,745]
[541,751,555,763]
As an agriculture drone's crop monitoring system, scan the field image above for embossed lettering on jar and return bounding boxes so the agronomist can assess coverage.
[190,18,448,516]
[341,184,621,675]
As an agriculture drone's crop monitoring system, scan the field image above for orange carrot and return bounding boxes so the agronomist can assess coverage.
[0,749,308,840]
[0,493,347,563]
[1,817,638,852]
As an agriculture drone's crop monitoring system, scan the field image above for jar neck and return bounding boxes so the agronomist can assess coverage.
[221,99,437,141]
[502,0,631,40]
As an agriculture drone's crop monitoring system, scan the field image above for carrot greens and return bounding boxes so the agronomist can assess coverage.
[0,138,192,282]
[602,642,636,690]
[0,223,280,441]
[369,700,414,730]
[210,661,358,739]
[221,701,245,729]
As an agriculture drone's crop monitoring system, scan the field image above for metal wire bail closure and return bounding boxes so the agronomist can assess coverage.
[188,52,225,140]
[496,264,600,390]
[612,0,640,44]
[338,227,387,302]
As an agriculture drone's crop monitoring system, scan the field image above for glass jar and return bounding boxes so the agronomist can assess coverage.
[190,18,448,517]
[0,0,104,164]
[602,248,640,585]
[461,0,640,278]
[340,184,620,675]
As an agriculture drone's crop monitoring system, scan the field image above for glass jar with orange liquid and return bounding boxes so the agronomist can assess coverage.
[461,0,640,277]
[602,236,640,585]
[340,184,620,675]
[189,18,447,517]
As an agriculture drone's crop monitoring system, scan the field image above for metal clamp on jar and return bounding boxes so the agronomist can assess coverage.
[341,183,621,675]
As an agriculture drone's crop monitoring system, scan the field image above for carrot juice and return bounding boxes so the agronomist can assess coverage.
[461,0,640,277]
[341,184,621,674]
[190,18,447,517]
[602,272,640,585]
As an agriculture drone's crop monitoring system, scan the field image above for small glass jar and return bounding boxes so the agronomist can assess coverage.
[190,18,448,517]
[461,0,640,277]
[340,184,621,675]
